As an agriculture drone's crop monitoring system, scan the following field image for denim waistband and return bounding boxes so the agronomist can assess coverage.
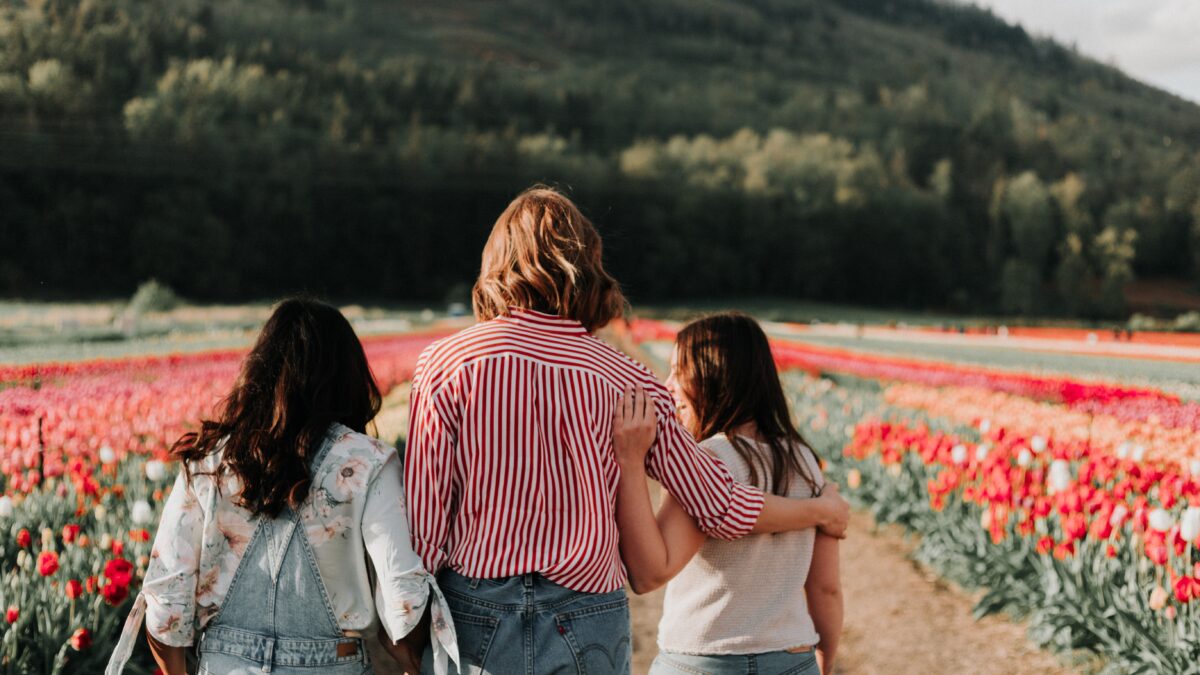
[199,625,363,670]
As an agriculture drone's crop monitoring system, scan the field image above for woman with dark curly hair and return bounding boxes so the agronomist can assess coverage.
[107,298,459,675]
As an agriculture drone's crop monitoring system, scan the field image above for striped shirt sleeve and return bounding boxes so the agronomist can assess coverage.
[643,390,766,540]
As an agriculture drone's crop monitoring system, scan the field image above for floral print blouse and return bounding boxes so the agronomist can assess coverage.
[106,424,459,675]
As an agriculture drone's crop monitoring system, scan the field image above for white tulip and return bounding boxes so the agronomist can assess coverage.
[145,460,166,482]
[1181,507,1200,543]
[94,504,107,520]
[1109,504,1128,528]
[0,496,12,518]
[975,444,991,462]
[1047,460,1071,494]
[1116,442,1131,460]
[1189,459,1200,477]
[951,444,968,465]
[1031,436,1048,453]
[1016,448,1033,468]
[1132,445,1147,463]
[131,500,154,525]
[979,419,992,434]
[99,445,117,464]
[1148,508,1174,533]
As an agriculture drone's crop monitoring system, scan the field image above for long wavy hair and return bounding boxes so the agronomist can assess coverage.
[674,312,820,496]
[172,298,382,518]
[472,186,627,332]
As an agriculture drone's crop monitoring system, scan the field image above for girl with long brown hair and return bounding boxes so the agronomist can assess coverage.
[106,298,459,675]
[614,312,843,675]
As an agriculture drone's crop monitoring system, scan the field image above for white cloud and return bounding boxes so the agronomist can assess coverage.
[968,0,1200,101]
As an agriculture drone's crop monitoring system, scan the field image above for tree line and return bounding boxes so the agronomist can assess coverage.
[1,0,1199,318]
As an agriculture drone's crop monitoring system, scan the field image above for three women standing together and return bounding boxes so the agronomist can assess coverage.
[108,186,848,675]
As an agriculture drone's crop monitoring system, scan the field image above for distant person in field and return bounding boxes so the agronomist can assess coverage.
[613,313,843,675]
[106,298,459,675]
[404,186,850,674]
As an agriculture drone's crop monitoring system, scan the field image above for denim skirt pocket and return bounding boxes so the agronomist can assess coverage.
[553,595,631,675]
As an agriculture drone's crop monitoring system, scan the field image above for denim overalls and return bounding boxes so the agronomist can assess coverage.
[195,442,372,674]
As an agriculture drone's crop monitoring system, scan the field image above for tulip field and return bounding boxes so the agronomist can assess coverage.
[5,315,1200,673]
[633,319,1200,673]
[0,330,448,673]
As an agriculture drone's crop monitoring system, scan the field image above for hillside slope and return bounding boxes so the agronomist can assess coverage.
[1,0,1197,316]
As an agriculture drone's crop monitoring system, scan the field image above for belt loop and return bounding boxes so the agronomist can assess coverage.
[262,638,275,673]
[523,573,534,589]
[468,576,481,590]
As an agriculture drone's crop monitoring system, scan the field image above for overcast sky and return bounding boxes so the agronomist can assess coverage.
[967,0,1200,102]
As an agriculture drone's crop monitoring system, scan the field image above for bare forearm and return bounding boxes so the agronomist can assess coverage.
[810,588,842,671]
[615,463,671,592]
[807,535,843,674]
[148,635,188,675]
[753,493,835,534]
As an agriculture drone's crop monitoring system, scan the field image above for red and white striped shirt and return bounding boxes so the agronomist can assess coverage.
[404,308,766,594]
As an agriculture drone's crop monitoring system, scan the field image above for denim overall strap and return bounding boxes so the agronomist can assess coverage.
[198,429,369,674]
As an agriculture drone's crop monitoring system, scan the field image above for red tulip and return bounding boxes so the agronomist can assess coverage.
[85,576,98,593]
[16,529,30,548]
[103,557,134,587]
[37,551,59,577]
[61,524,80,545]
[101,580,129,606]
[65,579,83,600]
[69,627,91,650]
[1173,576,1200,604]
[5,606,17,624]
[1036,536,1053,555]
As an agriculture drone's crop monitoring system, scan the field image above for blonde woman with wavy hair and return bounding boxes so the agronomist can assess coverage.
[404,186,849,674]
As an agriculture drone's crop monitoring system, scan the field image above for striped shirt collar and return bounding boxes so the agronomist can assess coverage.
[500,307,590,336]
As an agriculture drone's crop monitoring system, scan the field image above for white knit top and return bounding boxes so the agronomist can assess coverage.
[657,434,824,655]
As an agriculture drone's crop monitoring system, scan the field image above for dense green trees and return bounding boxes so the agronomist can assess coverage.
[2,0,1199,317]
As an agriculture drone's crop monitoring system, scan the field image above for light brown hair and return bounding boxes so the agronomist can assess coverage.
[675,312,821,496]
[472,186,626,332]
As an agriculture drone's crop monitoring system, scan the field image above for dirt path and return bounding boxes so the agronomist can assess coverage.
[631,511,1075,675]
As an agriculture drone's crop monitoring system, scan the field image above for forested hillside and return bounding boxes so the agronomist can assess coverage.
[2,0,1199,317]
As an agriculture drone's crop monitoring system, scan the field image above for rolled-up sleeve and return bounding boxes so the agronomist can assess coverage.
[404,366,458,573]
[363,454,459,674]
[142,469,204,646]
[643,385,765,540]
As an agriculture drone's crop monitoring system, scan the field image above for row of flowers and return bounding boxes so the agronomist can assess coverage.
[0,331,448,494]
[631,319,1181,406]
[881,382,1200,469]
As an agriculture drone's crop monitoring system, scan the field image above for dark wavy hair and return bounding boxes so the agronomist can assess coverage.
[674,312,820,496]
[172,298,382,518]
